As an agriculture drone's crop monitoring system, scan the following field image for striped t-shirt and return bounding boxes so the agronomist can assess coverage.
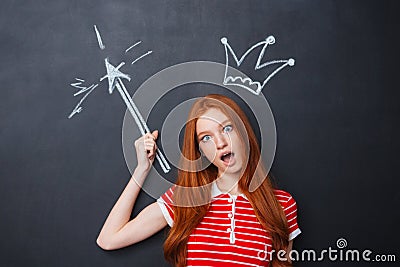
[157,181,301,267]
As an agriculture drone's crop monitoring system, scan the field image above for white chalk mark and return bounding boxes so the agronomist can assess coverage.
[114,80,146,136]
[99,58,170,173]
[71,78,99,96]
[73,85,93,96]
[70,83,86,90]
[94,25,105,50]
[221,36,295,95]
[115,78,171,173]
[100,58,131,94]
[125,41,142,53]
[68,28,170,173]
[118,79,170,173]
[115,62,125,70]
[131,50,152,65]
[68,82,98,119]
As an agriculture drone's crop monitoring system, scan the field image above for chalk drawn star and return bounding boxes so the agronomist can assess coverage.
[100,59,131,94]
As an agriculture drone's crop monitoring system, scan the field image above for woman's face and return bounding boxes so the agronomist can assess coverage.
[196,108,245,176]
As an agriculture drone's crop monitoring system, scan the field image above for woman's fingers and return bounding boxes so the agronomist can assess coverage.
[144,130,158,141]
[143,131,158,159]
[145,144,156,157]
[134,130,159,169]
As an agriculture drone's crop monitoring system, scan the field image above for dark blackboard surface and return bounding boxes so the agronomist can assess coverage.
[1,0,399,266]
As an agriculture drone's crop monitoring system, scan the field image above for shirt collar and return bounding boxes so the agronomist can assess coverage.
[211,180,248,200]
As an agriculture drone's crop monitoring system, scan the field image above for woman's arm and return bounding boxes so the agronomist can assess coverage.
[96,130,167,250]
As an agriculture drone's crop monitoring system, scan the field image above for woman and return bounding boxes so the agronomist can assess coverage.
[97,94,301,266]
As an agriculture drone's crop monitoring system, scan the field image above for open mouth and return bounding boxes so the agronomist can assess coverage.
[221,152,234,163]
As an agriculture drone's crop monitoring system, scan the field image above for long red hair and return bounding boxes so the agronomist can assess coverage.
[163,94,290,266]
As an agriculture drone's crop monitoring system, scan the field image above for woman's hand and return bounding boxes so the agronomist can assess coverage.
[134,130,158,172]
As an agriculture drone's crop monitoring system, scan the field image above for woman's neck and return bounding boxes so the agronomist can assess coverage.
[216,173,242,195]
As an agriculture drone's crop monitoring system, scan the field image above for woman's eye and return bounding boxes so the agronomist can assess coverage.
[201,135,211,142]
[223,125,233,133]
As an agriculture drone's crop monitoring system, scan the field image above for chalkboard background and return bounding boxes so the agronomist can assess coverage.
[1,0,399,266]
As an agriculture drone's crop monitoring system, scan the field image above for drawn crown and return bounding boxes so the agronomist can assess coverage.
[221,36,295,95]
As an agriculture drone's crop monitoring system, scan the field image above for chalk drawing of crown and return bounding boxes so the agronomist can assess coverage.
[221,36,295,95]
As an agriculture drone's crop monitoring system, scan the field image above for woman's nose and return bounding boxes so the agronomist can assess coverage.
[215,133,228,149]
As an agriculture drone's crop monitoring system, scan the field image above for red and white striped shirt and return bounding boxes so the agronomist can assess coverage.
[157,181,301,267]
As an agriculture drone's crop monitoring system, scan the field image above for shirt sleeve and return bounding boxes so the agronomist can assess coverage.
[156,186,175,227]
[283,194,301,241]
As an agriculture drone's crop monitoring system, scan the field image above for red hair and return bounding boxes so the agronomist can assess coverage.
[163,94,290,266]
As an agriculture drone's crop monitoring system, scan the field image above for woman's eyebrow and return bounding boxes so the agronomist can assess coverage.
[197,119,231,137]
